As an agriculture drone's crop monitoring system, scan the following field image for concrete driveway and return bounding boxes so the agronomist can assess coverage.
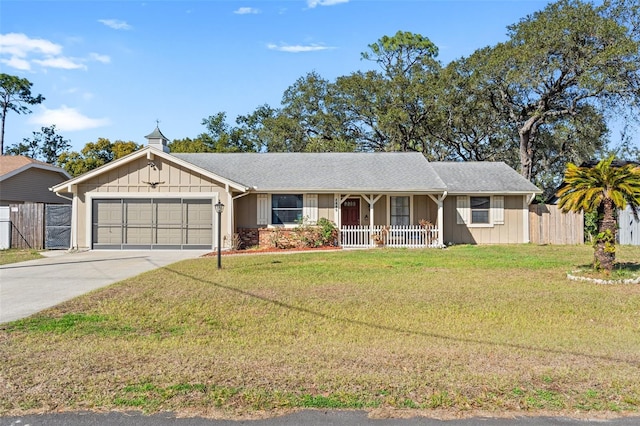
[0,250,210,324]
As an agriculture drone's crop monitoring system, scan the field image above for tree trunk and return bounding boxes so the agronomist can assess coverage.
[594,198,617,272]
[518,116,539,182]
[0,109,6,155]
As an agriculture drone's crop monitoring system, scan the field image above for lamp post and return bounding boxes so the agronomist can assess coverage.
[215,200,224,269]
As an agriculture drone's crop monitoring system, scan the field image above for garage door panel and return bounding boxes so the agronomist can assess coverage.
[93,200,123,245]
[126,200,153,225]
[124,226,152,245]
[94,226,122,245]
[156,227,182,245]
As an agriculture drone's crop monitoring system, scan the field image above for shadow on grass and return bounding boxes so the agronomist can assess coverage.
[164,265,639,367]
[616,262,640,272]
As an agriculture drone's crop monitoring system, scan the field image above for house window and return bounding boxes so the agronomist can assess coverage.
[470,196,490,224]
[272,194,303,224]
[390,196,410,226]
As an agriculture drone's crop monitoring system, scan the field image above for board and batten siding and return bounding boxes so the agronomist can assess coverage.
[443,195,526,244]
[74,156,228,249]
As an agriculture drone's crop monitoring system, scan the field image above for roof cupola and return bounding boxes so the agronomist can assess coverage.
[145,124,170,153]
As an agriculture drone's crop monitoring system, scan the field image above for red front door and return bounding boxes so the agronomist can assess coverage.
[341,199,360,226]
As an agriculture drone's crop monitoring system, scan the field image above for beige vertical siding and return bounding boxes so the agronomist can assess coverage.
[235,194,257,228]
[413,195,437,225]
[443,195,526,244]
[0,169,69,205]
[74,156,227,249]
[318,194,335,222]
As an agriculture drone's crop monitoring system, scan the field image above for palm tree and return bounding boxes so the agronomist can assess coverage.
[557,156,640,272]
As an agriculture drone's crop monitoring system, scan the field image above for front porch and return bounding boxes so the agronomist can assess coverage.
[340,224,441,248]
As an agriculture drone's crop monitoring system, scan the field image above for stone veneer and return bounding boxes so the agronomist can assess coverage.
[237,227,303,249]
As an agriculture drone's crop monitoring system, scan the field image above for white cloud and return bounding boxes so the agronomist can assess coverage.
[98,19,132,30]
[0,32,62,57]
[29,105,110,132]
[1,56,31,71]
[307,0,349,8]
[234,7,260,15]
[0,32,109,72]
[33,57,87,70]
[267,43,334,53]
[89,53,111,64]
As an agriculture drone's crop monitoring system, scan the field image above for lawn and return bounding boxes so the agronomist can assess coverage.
[1,245,639,419]
[0,249,42,265]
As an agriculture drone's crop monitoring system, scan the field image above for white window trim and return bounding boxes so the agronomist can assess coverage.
[258,193,319,228]
[387,194,413,226]
[456,195,504,228]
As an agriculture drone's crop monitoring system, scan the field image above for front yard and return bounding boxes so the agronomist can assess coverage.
[1,245,639,419]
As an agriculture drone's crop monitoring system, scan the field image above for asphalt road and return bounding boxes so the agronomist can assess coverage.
[2,411,640,426]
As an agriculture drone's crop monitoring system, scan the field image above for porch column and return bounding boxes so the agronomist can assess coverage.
[334,194,341,245]
[362,194,383,246]
[429,192,447,247]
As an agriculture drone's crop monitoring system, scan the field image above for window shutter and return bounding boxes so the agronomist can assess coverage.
[493,196,504,225]
[303,194,318,224]
[257,194,268,225]
[456,196,468,224]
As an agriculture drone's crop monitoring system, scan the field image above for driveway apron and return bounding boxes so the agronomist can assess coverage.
[0,250,209,324]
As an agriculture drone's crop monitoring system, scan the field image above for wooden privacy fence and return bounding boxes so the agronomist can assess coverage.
[529,204,584,245]
[9,202,45,249]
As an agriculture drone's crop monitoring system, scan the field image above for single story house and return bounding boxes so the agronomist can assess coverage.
[51,127,541,250]
[0,155,71,206]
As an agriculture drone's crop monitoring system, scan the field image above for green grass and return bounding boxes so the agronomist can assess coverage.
[1,244,639,419]
[0,248,43,265]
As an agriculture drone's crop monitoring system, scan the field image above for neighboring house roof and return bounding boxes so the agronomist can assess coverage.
[430,162,541,194]
[172,152,448,192]
[0,155,70,182]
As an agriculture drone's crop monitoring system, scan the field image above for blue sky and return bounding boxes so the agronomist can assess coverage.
[6,0,631,153]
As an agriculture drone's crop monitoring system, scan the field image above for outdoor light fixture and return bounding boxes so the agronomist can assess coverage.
[215,200,224,269]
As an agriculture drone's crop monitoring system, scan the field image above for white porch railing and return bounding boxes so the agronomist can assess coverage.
[340,225,440,248]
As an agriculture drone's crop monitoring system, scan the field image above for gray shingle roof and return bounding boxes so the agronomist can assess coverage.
[430,162,541,193]
[172,152,447,192]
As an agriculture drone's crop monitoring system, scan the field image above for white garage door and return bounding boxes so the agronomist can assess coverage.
[92,198,213,249]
